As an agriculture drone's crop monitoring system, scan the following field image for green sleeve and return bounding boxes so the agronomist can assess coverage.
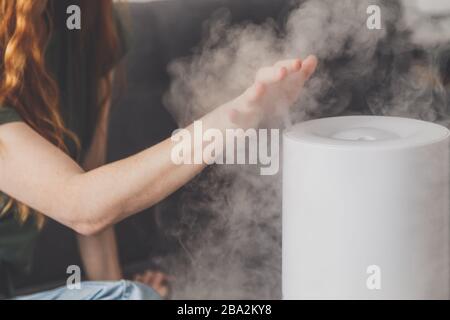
[0,107,22,126]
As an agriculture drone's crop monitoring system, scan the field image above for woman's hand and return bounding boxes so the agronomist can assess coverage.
[222,55,318,129]
[134,270,172,298]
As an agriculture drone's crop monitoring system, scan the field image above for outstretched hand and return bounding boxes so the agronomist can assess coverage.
[225,55,318,129]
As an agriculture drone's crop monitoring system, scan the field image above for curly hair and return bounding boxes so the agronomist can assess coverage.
[0,0,122,227]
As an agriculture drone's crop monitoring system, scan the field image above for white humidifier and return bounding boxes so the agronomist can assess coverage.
[282,116,450,300]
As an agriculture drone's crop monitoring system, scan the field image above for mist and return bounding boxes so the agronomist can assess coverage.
[159,0,449,299]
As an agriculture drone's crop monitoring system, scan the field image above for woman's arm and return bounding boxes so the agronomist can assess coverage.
[77,83,122,280]
[77,89,172,292]
[0,57,317,236]
[78,227,122,280]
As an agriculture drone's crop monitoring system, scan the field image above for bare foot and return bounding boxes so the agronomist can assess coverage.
[134,270,173,298]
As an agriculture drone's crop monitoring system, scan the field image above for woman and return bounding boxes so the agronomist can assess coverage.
[0,0,317,300]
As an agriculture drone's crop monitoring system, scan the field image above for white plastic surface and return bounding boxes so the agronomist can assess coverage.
[282,116,450,299]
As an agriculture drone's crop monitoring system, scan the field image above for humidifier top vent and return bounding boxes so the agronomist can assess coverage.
[285,116,450,150]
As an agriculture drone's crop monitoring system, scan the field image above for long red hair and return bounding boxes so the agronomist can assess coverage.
[0,0,122,226]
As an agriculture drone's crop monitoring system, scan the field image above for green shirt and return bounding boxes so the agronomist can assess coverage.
[0,2,129,297]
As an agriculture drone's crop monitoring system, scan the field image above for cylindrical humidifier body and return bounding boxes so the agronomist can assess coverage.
[282,116,450,299]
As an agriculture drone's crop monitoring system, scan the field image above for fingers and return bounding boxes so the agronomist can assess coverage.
[249,58,309,102]
[253,57,314,95]
[274,59,302,72]
[299,55,318,82]
[280,55,318,106]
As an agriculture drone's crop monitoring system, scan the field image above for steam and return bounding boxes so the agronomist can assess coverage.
[159,0,449,299]
[401,0,450,46]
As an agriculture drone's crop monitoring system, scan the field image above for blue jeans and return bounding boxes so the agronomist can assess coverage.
[15,280,162,300]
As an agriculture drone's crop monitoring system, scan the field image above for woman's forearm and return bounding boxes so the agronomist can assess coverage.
[77,227,123,280]
[68,134,207,235]
[76,97,122,279]
[63,103,235,235]
[0,105,224,235]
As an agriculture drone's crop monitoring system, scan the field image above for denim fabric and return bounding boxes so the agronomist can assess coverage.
[15,280,162,300]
